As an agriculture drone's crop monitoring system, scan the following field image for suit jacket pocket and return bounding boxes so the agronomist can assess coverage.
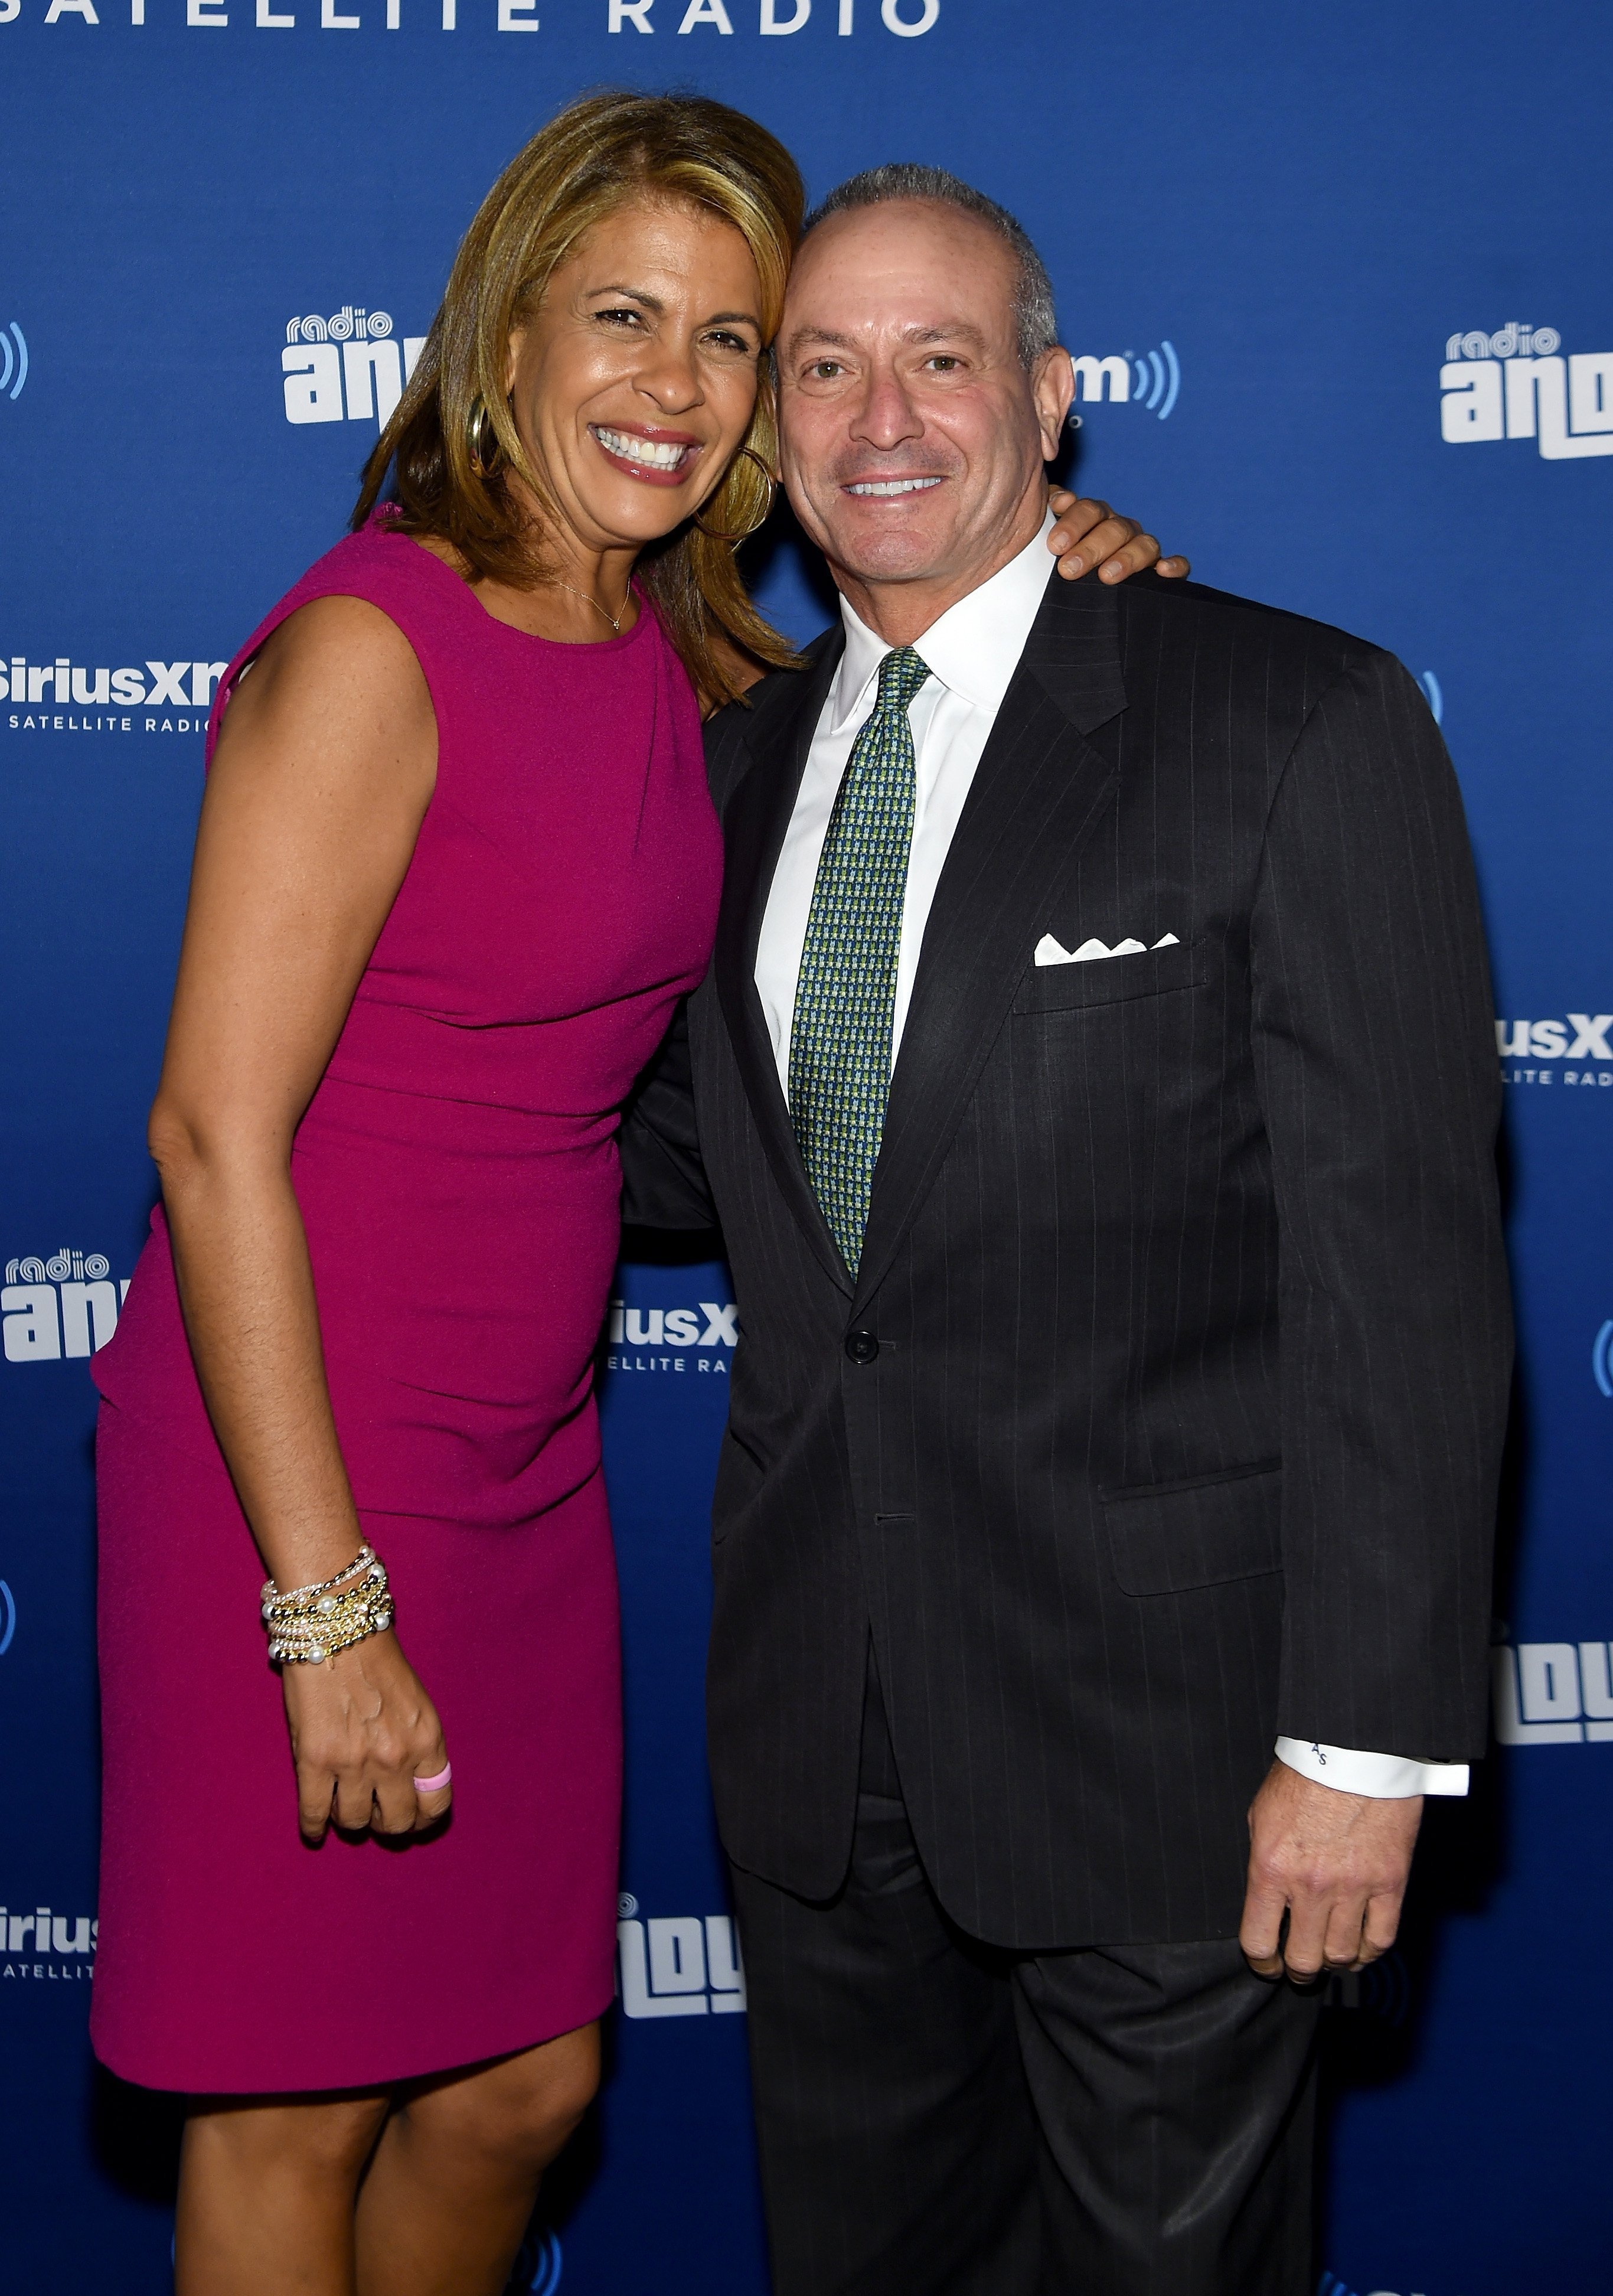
[1010,936,1208,1015]
[1103,1462,1282,1594]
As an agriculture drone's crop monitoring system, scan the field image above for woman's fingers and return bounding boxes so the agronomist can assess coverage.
[1062,514,1145,579]
[372,1765,422,1837]
[1046,493,1112,566]
[296,1760,336,1845]
[285,1638,450,1838]
[411,1726,453,1830]
[332,1762,377,1834]
[1046,493,1193,585]
[413,1777,454,1829]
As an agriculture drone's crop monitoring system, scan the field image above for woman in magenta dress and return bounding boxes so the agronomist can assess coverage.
[89,92,801,2296]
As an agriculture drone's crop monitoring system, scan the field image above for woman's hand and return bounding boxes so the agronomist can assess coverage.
[283,1629,452,1842]
[1047,491,1190,584]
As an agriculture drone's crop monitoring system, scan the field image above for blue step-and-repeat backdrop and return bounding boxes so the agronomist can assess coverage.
[2,4,1608,2290]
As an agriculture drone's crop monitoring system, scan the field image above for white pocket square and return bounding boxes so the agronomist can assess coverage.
[1034,932,1180,967]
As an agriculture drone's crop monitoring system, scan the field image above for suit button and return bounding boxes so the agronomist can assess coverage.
[844,1329,880,1365]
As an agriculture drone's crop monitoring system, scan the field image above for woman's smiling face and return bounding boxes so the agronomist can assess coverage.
[504,192,768,557]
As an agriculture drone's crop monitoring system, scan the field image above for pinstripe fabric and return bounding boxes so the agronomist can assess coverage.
[621,567,1511,1949]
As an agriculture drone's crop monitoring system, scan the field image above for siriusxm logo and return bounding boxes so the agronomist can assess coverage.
[3,1249,129,1364]
[1496,1012,1612,1088]
[283,306,427,430]
[505,2226,562,2296]
[605,1296,737,1378]
[4,655,225,736]
[1,1900,97,1982]
[0,321,27,403]
[615,1894,746,2018]
[1441,322,1613,460]
[1065,341,1181,422]
[1493,1639,1613,1746]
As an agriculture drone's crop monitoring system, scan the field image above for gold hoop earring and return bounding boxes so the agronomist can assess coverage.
[693,445,779,542]
[466,396,501,478]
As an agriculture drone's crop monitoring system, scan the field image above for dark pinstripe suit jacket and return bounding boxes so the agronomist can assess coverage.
[621,564,1511,1949]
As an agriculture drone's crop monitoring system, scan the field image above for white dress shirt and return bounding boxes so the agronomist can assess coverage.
[753,508,1467,1802]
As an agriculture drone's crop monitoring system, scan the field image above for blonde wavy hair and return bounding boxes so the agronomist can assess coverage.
[354,90,804,707]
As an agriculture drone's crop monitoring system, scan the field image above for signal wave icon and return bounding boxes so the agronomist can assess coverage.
[1594,1320,1613,1398]
[1130,341,1180,419]
[0,322,27,402]
[0,1580,15,1657]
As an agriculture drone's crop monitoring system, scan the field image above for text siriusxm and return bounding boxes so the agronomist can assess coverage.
[605,1297,738,1378]
[1,1903,97,1978]
[1496,1011,1613,1089]
[2,658,224,707]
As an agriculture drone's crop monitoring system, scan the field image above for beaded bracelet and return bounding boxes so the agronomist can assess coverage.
[261,1544,394,1666]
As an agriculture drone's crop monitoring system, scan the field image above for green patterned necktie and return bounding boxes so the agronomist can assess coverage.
[789,644,932,1274]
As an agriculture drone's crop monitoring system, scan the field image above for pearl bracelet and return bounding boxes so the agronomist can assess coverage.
[261,1544,394,1666]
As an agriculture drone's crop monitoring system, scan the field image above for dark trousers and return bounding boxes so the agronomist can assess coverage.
[729,1669,1320,2296]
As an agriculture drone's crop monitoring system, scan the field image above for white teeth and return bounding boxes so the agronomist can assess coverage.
[594,426,690,470]
[846,477,945,497]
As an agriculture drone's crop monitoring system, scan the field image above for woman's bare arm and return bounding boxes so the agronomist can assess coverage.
[149,593,446,1838]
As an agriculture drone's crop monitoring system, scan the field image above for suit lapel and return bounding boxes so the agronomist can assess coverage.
[851,571,1128,1314]
[714,627,855,1294]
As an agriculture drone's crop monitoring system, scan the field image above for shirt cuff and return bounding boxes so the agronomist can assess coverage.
[1274,1737,1470,1798]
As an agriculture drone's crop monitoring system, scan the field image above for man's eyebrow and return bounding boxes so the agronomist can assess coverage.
[905,321,990,350]
[782,319,994,359]
[783,324,860,359]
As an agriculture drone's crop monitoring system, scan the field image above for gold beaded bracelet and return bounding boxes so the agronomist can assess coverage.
[261,1544,394,1666]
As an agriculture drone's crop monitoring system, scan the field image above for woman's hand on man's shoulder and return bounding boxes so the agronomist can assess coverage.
[1046,490,1190,585]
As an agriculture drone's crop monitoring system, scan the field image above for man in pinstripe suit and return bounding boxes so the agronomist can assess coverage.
[622,167,1510,2295]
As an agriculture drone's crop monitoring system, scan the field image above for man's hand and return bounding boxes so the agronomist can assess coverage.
[1239,1759,1422,1982]
[1047,489,1191,583]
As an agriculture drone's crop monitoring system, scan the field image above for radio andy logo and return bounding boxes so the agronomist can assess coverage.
[283,306,427,430]
[615,1894,746,2018]
[1441,322,1613,459]
[3,1247,129,1364]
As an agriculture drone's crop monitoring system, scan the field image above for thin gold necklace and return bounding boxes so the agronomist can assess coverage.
[552,578,625,634]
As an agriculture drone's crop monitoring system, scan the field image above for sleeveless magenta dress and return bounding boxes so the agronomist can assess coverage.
[90,515,721,2093]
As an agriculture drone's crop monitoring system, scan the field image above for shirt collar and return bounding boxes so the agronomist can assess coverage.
[826,507,1057,735]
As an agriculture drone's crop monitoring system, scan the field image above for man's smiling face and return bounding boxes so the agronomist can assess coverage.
[776,198,1072,624]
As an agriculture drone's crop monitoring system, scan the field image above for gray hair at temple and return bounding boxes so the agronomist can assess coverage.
[801,163,1060,370]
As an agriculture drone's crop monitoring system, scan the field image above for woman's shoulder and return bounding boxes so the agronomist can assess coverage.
[286,511,462,618]
[208,516,455,756]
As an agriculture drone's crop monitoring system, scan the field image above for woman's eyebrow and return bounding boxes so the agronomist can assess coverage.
[585,284,665,312]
